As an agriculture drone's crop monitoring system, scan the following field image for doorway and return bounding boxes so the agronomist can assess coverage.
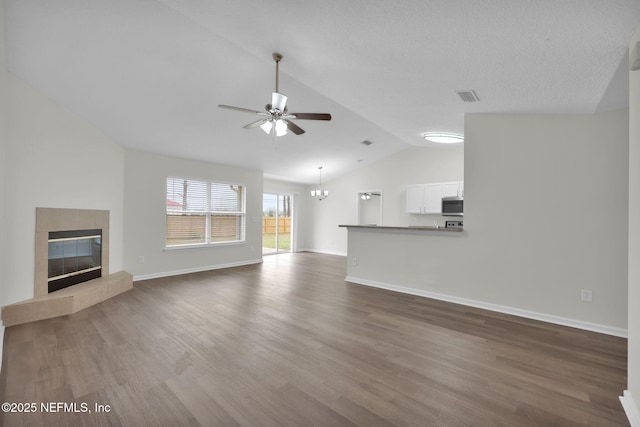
[357,190,382,226]
[262,193,293,255]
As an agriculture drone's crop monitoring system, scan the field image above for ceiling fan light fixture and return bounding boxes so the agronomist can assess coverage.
[423,132,464,144]
[275,119,288,136]
[260,120,273,134]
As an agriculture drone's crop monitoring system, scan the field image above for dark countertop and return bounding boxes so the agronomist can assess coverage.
[338,225,462,232]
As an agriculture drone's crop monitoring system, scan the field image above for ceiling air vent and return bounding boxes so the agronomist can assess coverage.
[456,90,480,103]
[360,140,373,146]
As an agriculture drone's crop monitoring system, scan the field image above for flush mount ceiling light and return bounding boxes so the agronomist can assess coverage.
[310,166,329,200]
[423,132,464,144]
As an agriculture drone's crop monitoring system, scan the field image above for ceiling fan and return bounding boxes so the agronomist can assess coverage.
[218,53,332,137]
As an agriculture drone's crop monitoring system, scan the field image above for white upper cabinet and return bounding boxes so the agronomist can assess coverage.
[406,184,426,214]
[442,182,461,198]
[406,181,463,214]
[424,184,443,213]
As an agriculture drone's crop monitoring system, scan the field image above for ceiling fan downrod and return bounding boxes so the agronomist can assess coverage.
[273,52,282,93]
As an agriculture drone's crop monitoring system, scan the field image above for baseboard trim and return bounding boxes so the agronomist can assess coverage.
[345,276,628,338]
[133,259,263,282]
[621,390,640,427]
[298,248,347,257]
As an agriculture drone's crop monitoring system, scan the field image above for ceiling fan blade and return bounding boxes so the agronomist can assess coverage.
[285,120,305,135]
[290,113,332,121]
[218,104,263,114]
[243,119,268,129]
[271,92,287,112]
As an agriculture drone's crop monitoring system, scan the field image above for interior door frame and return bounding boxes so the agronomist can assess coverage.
[356,189,383,226]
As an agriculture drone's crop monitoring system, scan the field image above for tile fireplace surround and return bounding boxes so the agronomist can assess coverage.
[1,208,132,327]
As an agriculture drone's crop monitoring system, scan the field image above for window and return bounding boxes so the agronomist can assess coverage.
[166,177,245,247]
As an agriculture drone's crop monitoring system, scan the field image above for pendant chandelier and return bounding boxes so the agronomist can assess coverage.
[310,166,329,200]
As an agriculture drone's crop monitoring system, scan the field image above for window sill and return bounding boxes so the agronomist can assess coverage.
[164,241,246,251]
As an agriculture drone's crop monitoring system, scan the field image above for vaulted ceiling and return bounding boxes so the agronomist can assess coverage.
[5,0,640,183]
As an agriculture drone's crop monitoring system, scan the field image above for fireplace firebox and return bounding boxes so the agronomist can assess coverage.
[48,229,102,293]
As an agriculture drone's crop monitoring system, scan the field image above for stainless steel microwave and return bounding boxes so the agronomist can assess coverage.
[442,197,463,216]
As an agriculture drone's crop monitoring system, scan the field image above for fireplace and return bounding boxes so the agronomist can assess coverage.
[33,207,111,299]
[0,207,133,327]
[48,229,102,293]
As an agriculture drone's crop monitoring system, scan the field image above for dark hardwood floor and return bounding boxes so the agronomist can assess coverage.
[0,252,628,426]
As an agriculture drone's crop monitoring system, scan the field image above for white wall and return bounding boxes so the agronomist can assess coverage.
[626,22,640,420]
[345,110,629,333]
[3,74,125,306]
[123,149,263,279]
[263,178,308,195]
[465,111,628,329]
[305,146,464,255]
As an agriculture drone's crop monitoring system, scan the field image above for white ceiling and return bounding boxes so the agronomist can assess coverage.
[5,0,640,183]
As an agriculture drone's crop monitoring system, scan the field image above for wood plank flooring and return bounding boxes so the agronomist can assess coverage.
[0,252,628,426]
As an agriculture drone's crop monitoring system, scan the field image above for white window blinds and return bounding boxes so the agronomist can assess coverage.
[166,177,245,247]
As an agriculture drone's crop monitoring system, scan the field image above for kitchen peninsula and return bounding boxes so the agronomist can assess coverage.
[339,224,462,232]
[339,223,469,313]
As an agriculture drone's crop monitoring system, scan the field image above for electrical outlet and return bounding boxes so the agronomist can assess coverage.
[352,257,358,266]
[581,289,593,303]
[138,256,145,264]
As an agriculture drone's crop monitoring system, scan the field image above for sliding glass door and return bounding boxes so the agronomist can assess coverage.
[262,193,292,255]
